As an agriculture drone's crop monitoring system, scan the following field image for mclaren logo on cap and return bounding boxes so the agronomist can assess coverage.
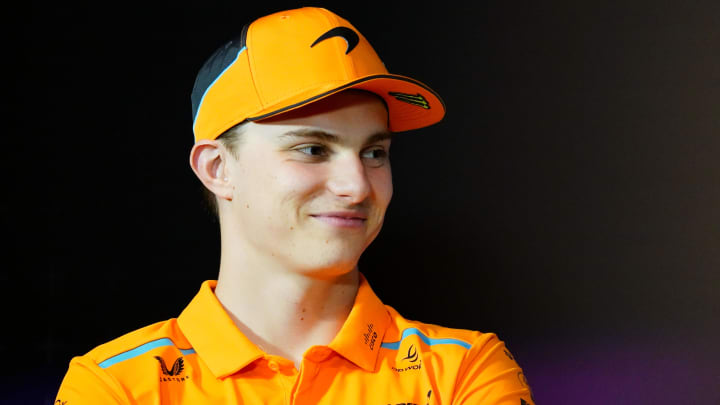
[389,92,430,109]
[311,26,360,54]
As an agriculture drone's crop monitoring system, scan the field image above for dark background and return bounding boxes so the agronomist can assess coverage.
[4,1,719,403]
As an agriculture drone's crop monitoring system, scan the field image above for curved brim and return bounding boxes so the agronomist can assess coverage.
[246,74,445,133]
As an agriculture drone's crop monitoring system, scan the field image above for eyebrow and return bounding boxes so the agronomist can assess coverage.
[279,129,393,145]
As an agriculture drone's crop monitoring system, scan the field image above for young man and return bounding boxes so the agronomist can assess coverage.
[56,7,534,404]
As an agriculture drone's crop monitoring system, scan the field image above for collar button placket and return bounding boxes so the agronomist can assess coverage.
[290,357,321,405]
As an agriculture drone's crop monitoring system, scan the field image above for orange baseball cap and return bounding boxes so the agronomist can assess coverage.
[191,7,446,142]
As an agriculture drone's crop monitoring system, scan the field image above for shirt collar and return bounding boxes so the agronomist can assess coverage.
[328,273,391,371]
[177,280,264,378]
[177,274,390,377]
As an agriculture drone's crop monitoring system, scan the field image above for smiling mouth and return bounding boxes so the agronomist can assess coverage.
[310,214,367,228]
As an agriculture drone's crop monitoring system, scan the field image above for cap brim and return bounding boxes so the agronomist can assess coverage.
[246,74,445,133]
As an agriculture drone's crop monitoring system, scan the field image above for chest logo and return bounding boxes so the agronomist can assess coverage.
[402,344,419,363]
[155,356,184,376]
[155,356,191,382]
[392,344,422,372]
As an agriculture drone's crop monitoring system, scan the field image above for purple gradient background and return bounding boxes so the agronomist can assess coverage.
[522,334,719,404]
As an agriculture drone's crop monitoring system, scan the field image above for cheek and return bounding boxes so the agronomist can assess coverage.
[371,168,393,208]
[273,163,328,202]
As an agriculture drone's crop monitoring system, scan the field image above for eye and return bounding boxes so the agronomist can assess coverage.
[362,148,387,159]
[295,144,328,157]
[361,147,389,167]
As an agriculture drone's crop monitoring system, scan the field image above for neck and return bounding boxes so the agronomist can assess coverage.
[214,252,359,368]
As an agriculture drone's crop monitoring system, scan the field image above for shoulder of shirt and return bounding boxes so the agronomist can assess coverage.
[80,318,190,367]
[383,305,499,350]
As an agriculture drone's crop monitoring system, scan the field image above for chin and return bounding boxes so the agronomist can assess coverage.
[293,254,362,279]
[285,236,371,274]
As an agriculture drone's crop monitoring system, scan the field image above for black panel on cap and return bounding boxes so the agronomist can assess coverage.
[191,24,250,121]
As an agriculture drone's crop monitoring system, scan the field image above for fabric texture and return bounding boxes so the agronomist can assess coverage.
[56,276,535,404]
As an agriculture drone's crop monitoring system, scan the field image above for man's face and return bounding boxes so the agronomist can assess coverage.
[220,90,393,277]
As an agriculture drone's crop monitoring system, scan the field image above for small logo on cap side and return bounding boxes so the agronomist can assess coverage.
[389,92,430,109]
[311,27,360,54]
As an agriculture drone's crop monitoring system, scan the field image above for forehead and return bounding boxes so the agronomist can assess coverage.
[244,90,390,141]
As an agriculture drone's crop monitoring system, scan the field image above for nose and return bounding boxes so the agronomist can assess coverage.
[326,154,371,204]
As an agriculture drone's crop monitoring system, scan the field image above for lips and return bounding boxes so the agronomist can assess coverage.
[310,211,367,228]
[311,211,367,220]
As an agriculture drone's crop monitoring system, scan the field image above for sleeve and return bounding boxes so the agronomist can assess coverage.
[55,356,132,405]
[451,333,535,405]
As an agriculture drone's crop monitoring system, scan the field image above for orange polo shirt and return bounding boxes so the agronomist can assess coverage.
[56,276,534,404]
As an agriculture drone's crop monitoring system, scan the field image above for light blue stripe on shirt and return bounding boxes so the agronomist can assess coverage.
[98,337,196,369]
[381,327,472,350]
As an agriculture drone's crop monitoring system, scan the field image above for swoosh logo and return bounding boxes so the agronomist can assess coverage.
[311,26,360,54]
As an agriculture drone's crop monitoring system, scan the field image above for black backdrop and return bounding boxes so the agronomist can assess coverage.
[4,1,719,403]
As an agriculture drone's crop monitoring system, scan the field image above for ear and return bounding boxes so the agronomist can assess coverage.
[189,140,234,201]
